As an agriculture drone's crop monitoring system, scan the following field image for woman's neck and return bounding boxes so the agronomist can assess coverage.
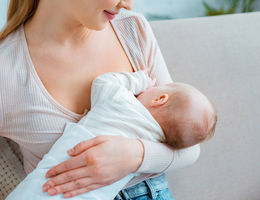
[24,1,93,48]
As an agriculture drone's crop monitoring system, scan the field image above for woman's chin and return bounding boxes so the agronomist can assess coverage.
[80,18,108,31]
[90,21,109,31]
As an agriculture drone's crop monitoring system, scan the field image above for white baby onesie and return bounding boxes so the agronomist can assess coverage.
[6,70,165,200]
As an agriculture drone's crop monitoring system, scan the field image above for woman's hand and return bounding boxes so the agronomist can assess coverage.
[42,135,144,198]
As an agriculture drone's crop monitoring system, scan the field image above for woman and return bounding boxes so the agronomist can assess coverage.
[0,0,200,199]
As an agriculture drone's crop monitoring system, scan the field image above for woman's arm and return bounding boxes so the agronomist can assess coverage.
[135,13,201,174]
[123,141,200,189]
[136,139,200,173]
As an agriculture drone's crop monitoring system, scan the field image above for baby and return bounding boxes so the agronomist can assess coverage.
[138,81,217,150]
[6,70,217,200]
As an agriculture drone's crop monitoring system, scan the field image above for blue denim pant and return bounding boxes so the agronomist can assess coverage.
[114,173,175,200]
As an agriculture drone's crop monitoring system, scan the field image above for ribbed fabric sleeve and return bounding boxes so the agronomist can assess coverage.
[137,14,173,86]
[136,139,174,173]
[136,140,200,174]
[0,89,3,132]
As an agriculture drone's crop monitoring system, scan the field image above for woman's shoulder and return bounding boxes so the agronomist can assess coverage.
[0,25,21,53]
[112,10,150,34]
[0,26,23,82]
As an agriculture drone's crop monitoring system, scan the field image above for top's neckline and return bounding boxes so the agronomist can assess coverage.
[20,19,138,121]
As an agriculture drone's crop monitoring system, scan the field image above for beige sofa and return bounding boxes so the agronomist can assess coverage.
[1,12,260,200]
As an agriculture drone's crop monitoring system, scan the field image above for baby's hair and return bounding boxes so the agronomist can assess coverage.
[161,82,218,149]
[204,97,218,141]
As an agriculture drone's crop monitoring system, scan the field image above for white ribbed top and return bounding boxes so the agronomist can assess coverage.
[0,10,200,188]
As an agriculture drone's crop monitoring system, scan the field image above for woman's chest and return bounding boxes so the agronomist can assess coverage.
[29,24,135,115]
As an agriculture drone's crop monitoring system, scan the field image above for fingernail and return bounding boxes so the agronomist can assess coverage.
[67,148,74,155]
[48,188,57,196]
[46,171,53,178]
[43,185,50,192]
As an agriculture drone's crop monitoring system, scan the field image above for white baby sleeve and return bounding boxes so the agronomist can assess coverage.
[91,70,150,107]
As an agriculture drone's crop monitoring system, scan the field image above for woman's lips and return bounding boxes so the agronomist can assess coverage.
[104,10,118,20]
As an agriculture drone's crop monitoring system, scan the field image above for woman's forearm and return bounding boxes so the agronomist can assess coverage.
[135,139,200,174]
[123,140,200,189]
[165,143,200,172]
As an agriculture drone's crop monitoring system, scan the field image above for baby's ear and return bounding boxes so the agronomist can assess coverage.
[150,94,169,107]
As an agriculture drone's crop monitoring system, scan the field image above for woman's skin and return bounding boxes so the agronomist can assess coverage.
[24,0,145,198]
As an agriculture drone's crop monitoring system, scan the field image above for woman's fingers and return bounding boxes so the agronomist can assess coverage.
[67,136,103,156]
[47,176,94,196]
[46,154,87,178]
[43,166,91,191]
[63,183,105,198]
[46,137,104,178]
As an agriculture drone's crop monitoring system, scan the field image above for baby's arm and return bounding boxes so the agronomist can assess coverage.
[93,70,149,94]
[91,70,153,107]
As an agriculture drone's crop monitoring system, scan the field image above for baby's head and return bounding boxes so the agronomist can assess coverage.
[137,82,217,149]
